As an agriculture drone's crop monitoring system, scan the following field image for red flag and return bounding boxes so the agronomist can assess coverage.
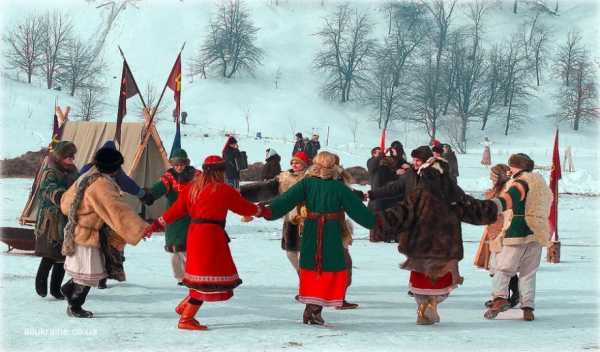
[166,54,182,122]
[549,129,562,241]
[115,61,140,145]
[379,128,386,152]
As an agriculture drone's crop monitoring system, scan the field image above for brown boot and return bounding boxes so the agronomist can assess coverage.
[175,296,191,315]
[416,303,434,325]
[335,300,359,310]
[522,307,535,321]
[484,298,511,320]
[178,302,207,330]
[426,298,440,323]
[303,304,325,325]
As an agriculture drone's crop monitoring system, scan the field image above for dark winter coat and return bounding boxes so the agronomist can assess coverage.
[292,140,305,156]
[367,156,400,211]
[305,140,321,160]
[261,154,282,181]
[368,168,417,203]
[377,158,499,278]
[443,150,459,181]
[223,146,242,180]
[34,156,79,261]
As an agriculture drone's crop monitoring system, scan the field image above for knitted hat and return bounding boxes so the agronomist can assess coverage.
[170,149,189,164]
[94,147,124,173]
[291,151,309,166]
[431,145,444,155]
[203,155,226,172]
[51,141,77,160]
[508,153,534,172]
[411,146,433,162]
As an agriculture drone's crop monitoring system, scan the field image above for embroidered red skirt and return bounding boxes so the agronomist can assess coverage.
[409,271,455,296]
[298,269,348,307]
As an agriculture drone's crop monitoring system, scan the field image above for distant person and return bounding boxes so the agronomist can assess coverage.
[481,137,492,168]
[442,144,459,183]
[222,136,242,188]
[292,133,305,155]
[34,141,79,300]
[305,133,321,161]
[261,148,282,181]
[181,111,188,124]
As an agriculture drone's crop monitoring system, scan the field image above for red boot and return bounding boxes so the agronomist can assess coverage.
[175,296,190,315]
[178,303,208,331]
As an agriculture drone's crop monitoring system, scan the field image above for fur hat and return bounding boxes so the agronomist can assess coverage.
[202,155,226,172]
[51,141,77,160]
[265,148,279,159]
[94,147,124,174]
[291,151,309,166]
[411,146,433,162]
[431,145,444,155]
[295,132,303,139]
[170,149,189,164]
[508,153,534,172]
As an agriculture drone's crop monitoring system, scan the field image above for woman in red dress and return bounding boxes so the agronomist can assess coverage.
[144,155,264,331]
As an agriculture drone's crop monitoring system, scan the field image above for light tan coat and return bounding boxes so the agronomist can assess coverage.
[60,173,147,251]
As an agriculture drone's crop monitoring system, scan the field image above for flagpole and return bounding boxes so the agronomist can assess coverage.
[118,46,148,109]
[146,42,186,129]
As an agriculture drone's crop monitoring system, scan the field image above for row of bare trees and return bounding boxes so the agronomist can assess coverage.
[313,0,597,152]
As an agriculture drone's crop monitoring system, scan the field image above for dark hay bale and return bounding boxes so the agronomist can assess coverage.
[240,162,264,182]
[0,148,46,178]
[345,166,369,185]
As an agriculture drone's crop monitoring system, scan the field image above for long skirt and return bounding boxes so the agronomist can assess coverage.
[409,271,455,296]
[481,146,491,166]
[298,269,348,307]
[64,244,107,287]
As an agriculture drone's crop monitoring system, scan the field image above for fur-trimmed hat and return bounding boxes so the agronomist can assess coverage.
[508,153,534,172]
[170,149,189,164]
[94,147,124,174]
[266,148,279,159]
[431,145,444,155]
[411,146,433,162]
[202,155,226,172]
[51,141,77,160]
[291,151,309,166]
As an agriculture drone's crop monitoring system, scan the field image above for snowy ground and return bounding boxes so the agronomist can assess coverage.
[0,178,598,352]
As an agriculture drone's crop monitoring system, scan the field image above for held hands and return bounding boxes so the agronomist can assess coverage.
[241,216,254,223]
[143,218,165,239]
[254,202,272,220]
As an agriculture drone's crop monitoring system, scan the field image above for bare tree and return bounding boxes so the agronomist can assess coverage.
[199,0,264,78]
[90,0,140,61]
[137,82,166,120]
[40,11,73,89]
[501,35,533,135]
[554,30,584,87]
[75,87,105,121]
[56,38,106,96]
[2,14,46,83]
[367,1,428,129]
[480,44,504,130]
[314,4,376,102]
[557,52,598,131]
[407,0,457,138]
[530,24,549,86]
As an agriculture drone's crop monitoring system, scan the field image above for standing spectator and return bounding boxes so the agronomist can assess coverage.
[222,136,242,188]
[430,138,441,148]
[181,111,188,124]
[34,141,79,300]
[262,148,282,181]
[292,133,305,155]
[306,133,321,161]
[431,144,444,158]
[442,144,459,183]
[481,136,492,168]
[389,141,407,164]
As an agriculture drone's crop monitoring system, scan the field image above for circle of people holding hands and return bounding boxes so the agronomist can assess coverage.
[32,132,551,330]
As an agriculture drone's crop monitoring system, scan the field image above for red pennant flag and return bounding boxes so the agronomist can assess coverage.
[115,61,140,145]
[549,129,562,241]
[166,54,182,122]
[379,128,386,152]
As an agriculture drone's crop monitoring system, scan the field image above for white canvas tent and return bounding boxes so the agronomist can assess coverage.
[20,120,171,224]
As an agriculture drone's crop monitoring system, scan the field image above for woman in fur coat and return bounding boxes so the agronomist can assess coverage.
[256,151,376,326]
[474,164,520,309]
[144,155,264,331]
[240,151,309,274]
[60,147,149,318]
[377,146,501,325]
[34,141,79,299]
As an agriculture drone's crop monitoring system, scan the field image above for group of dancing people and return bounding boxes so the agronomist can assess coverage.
[32,137,552,330]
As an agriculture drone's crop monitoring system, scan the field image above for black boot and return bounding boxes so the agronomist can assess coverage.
[98,278,107,289]
[49,263,65,299]
[35,258,54,297]
[508,275,520,307]
[66,283,93,318]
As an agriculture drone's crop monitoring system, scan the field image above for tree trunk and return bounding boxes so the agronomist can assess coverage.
[505,88,515,135]
[513,0,518,14]
[536,61,540,86]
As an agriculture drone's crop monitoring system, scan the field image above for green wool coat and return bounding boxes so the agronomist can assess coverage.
[150,167,199,251]
[269,176,376,271]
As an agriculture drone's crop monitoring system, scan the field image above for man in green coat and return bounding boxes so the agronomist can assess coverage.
[257,151,375,326]
[34,141,79,299]
[149,149,201,284]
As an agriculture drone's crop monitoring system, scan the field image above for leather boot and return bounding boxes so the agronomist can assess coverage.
[175,295,191,315]
[35,258,53,297]
[335,300,359,310]
[416,303,434,325]
[484,298,511,320]
[522,307,535,321]
[67,283,93,318]
[49,263,65,299]
[98,278,107,289]
[508,275,520,307]
[426,297,440,323]
[61,279,75,300]
[303,304,325,325]
[178,302,207,330]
